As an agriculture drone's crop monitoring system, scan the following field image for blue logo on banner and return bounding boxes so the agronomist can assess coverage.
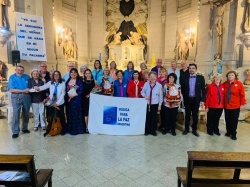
[103,106,117,125]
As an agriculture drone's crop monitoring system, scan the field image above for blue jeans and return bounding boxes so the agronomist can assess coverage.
[11,93,31,134]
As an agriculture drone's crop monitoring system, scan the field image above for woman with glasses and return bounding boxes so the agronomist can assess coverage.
[35,71,67,135]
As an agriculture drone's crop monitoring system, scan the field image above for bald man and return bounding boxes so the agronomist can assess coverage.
[63,62,76,81]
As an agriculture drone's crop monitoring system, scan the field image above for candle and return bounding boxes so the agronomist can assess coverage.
[151,53,156,68]
[98,52,102,61]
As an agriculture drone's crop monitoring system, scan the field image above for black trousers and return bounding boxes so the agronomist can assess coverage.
[224,108,240,137]
[145,104,158,134]
[47,104,67,133]
[163,105,178,133]
[160,104,166,128]
[206,108,223,134]
[184,97,200,132]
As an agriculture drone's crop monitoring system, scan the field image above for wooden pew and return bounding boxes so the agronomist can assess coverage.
[0,154,53,187]
[176,151,250,187]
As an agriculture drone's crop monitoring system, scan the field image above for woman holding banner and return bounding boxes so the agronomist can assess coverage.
[141,71,163,136]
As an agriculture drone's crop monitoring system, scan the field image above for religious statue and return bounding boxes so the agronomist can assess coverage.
[208,53,223,79]
[243,0,250,33]
[110,32,122,45]
[175,32,189,60]
[128,31,143,45]
[1,0,10,30]
[0,60,8,80]
[62,28,78,59]
[214,4,225,36]
[244,69,250,85]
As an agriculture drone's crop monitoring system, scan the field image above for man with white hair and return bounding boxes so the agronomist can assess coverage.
[180,61,189,87]
[167,61,180,84]
[63,61,76,81]
[151,59,163,77]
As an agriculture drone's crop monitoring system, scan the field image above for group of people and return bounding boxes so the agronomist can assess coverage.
[7,59,246,141]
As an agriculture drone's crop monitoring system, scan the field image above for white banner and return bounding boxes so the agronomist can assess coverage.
[15,12,47,61]
[88,93,147,135]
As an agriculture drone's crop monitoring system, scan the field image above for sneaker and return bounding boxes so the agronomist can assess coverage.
[12,134,19,139]
[22,130,30,134]
[33,127,38,131]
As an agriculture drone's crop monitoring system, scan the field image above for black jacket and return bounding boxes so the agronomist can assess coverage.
[182,74,206,104]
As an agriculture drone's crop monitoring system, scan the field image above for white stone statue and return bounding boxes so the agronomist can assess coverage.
[63,28,78,59]
[244,0,250,32]
[175,32,189,60]
[110,32,122,45]
[129,31,143,45]
[1,0,10,30]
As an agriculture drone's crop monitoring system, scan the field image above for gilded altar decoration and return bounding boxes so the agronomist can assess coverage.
[244,69,250,85]
[105,0,148,68]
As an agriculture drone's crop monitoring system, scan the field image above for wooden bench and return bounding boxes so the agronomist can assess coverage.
[0,154,53,187]
[177,151,250,187]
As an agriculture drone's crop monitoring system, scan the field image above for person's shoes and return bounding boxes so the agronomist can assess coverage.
[162,130,170,135]
[85,128,89,134]
[22,130,30,134]
[207,132,213,136]
[214,132,221,136]
[152,132,157,136]
[182,130,189,135]
[42,127,46,130]
[192,131,200,137]
[12,134,19,139]
[172,132,176,136]
[225,133,231,137]
[231,136,237,140]
[33,127,38,131]
[60,131,66,136]
[144,133,148,136]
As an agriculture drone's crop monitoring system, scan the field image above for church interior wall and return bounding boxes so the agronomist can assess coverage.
[0,0,250,85]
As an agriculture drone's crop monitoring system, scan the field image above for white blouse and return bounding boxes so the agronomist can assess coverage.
[38,81,66,106]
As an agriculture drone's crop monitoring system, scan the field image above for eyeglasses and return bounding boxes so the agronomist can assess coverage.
[40,66,47,68]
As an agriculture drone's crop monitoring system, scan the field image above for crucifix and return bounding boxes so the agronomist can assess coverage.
[202,0,232,54]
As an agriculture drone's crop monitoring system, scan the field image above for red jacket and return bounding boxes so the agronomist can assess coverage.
[223,80,246,109]
[205,83,224,109]
[127,80,144,98]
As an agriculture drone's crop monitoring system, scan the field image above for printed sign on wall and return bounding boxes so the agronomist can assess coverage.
[15,12,47,61]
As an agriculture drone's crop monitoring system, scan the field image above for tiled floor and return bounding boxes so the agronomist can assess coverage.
[0,118,250,187]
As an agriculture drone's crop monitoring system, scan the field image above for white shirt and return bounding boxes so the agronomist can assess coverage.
[39,81,66,106]
[141,82,163,106]
[167,68,180,84]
